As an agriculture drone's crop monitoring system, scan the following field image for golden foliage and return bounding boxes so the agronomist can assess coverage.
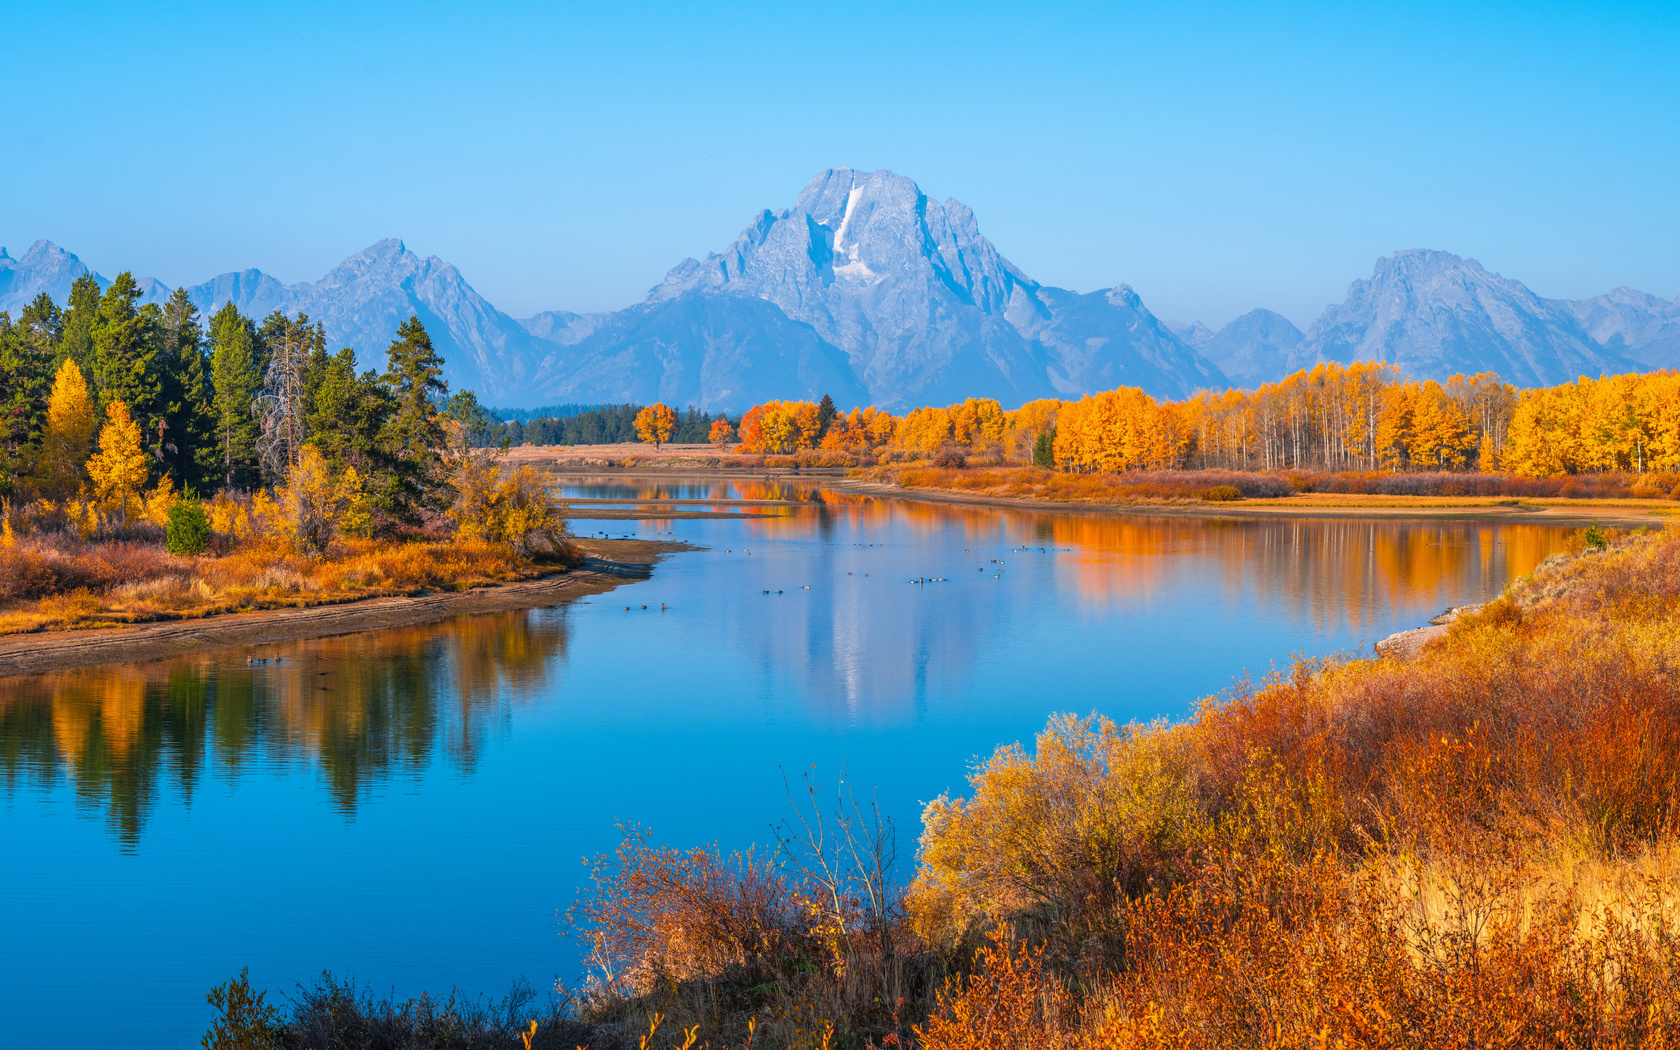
[275,445,348,554]
[634,403,677,447]
[84,401,150,520]
[449,462,574,559]
[36,359,98,499]
[737,400,824,454]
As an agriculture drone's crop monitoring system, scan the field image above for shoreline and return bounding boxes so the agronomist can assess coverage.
[545,467,1673,527]
[0,539,684,677]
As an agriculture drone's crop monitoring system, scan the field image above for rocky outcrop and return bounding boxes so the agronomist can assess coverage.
[1375,603,1483,660]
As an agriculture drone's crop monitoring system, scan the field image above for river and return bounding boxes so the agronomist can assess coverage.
[0,478,1574,1047]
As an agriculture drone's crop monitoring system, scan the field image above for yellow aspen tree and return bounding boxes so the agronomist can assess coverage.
[86,401,150,521]
[708,418,736,447]
[37,359,98,498]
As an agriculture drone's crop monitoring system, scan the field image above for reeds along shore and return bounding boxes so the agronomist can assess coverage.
[203,524,1680,1049]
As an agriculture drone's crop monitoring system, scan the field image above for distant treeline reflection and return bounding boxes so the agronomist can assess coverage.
[0,609,570,846]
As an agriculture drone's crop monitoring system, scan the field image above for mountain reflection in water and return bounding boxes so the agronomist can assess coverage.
[0,610,569,847]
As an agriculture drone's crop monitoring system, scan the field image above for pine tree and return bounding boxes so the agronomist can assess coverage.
[302,345,393,478]
[379,316,449,523]
[37,359,97,498]
[86,400,151,521]
[0,314,44,493]
[158,289,215,489]
[209,303,261,490]
[93,273,162,425]
[817,393,837,438]
[57,273,101,378]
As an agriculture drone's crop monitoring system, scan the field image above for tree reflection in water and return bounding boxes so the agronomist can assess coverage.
[0,608,570,848]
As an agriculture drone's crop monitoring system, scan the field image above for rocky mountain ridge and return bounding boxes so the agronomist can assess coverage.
[4,171,1672,407]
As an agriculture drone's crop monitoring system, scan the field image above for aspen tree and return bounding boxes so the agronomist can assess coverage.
[86,401,150,521]
[37,360,97,498]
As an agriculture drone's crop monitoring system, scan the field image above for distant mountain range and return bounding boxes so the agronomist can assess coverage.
[2,168,1674,408]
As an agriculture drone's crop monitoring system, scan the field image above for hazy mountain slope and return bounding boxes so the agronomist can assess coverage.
[1293,250,1638,386]
[1564,287,1680,370]
[168,240,548,402]
[0,241,104,312]
[1014,285,1227,396]
[1198,309,1304,388]
[531,293,870,411]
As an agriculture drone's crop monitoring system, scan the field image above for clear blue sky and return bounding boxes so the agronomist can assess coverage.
[3,1,1676,328]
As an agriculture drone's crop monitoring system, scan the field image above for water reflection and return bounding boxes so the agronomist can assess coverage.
[559,477,1570,720]
[0,609,570,847]
[0,483,1572,847]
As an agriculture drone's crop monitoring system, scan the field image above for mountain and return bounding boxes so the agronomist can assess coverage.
[8,201,1673,411]
[0,239,544,402]
[0,240,103,312]
[1196,309,1304,388]
[526,294,871,411]
[588,167,1224,410]
[165,240,548,404]
[1564,287,1680,371]
[1287,250,1640,387]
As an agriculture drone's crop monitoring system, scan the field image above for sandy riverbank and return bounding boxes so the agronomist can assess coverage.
[0,538,685,677]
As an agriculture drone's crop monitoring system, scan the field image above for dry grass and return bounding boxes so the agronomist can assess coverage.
[870,464,1680,513]
[0,533,573,633]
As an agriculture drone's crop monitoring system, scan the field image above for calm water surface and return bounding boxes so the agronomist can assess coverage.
[0,479,1574,1047]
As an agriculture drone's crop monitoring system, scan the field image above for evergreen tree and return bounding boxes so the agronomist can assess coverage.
[159,289,215,489]
[20,293,63,355]
[58,273,101,377]
[379,316,449,524]
[302,345,393,479]
[93,273,163,435]
[0,313,46,493]
[208,303,262,491]
[817,393,837,438]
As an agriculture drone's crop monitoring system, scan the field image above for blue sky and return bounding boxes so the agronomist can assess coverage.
[3,1,1676,328]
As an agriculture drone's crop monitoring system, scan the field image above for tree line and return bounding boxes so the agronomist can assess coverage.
[726,365,1680,477]
[0,271,492,530]
[494,404,729,447]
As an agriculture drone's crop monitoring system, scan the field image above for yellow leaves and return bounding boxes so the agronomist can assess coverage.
[449,462,572,558]
[37,359,97,498]
[142,474,176,529]
[1053,388,1194,473]
[85,401,150,520]
[634,403,677,447]
[276,445,344,554]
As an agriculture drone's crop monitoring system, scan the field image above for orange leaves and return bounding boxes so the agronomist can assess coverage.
[737,400,823,453]
[1053,388,1195,473]
[914,933,1069,1050]
[634,403,678,447]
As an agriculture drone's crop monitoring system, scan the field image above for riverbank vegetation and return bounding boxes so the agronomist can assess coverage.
[718,365,1680,483]
[0,276,574,633]
[205,525,1680,1047]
